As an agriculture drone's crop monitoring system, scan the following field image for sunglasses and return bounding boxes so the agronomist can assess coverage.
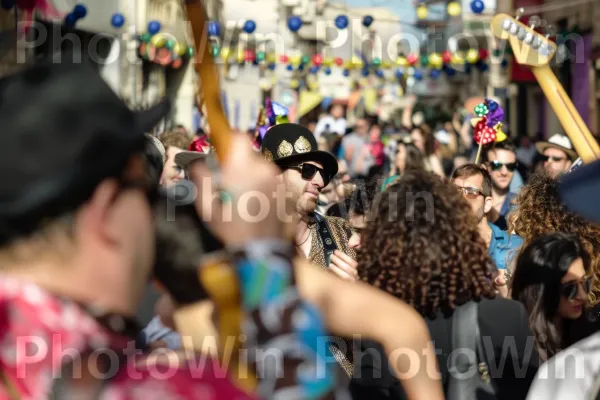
[283,163,331,186]
[488,161,518,172]
[456,185,488,200]
[560,276,593,300]
[541,155,567,163]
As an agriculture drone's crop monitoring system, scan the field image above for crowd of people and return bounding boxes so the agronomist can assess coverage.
[3,52,600,400]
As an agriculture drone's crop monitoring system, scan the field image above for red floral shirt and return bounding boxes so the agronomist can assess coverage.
[0,276,255,400]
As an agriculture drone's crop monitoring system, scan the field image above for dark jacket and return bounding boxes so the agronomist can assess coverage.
[350,297,539,400]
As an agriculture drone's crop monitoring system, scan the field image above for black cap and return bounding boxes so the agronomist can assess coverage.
[261,123,338,178]
[559,159,600,223]
[0,58,170,244]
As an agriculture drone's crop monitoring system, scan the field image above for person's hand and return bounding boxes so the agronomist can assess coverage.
[494,270,509,298]
[328,250,359,281]
[189,134,295,247]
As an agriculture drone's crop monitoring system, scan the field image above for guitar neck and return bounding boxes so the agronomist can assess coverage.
[531,65,600,163]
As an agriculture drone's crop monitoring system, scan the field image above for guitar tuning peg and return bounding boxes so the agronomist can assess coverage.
[545,24,557,39]
[515,7,525,20]
[529,15,541,29]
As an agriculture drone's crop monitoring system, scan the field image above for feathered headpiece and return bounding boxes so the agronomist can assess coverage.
[471,99,506,163]
[252,98,289,150]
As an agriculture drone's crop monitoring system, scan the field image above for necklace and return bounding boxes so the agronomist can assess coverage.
[296,227,312,247]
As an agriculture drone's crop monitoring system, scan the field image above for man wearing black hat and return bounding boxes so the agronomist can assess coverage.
[0,59,252,398]
[261,123,358,375]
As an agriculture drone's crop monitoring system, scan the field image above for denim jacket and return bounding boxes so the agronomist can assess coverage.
[489,223,523,270]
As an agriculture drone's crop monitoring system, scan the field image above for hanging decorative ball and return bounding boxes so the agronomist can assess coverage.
[362,15,374,27]
[148,20,161,35]
[301,55,310,64]
[311,54,323,66]
[478,48,489,60]
[309,65,319,74]
[325,67,332,75]
[414,70,423,81]
[268,63,276,71]
[211,45,220,57]
[290,79,300,89]
[298,63,305,71]
[309,81,319,91]
[220,47,230,60]
[407,67,415,76]
[334,57,344,67]
[382,60,391,69]
[501,58,508,68]
[335,15,349,29]
[73,4,87,19]
[396,56,408,67]
[187,46,195,57]
[361,68,369,77]
[323,57,333,67]
[446,67,456,76]
[406,77,416,87]
[442,50,452,64]
[208,21,220,36]
[465,63,472,74]
[111,13,125,28]
[372,57,382,67]
[416,5,428,20]
[265,53,276,63]
[451,52,465,64]
[474,103,489,117]
[166,39,176,50]
[466,49,479,63]
[375,69,384,78]
[429,52,443,69]
[420,54,429,67]
[243,20,257,34]
[407,53,418,65]
[151,34,166,48]
[280,54,289,63]
[430,69,441,79]
[478,62,489,72]
[1,0,14,10]
[351,56,364,68]
[290,55,301,65]
[447,1,461,17]
[64,13,77,28]
[256,51,266,62]
[244,49,256,63]
[286,64,294,71]
[470,0,485,14]
[395,69,404,79]
[343,69,350,77]
[287,16,303,32]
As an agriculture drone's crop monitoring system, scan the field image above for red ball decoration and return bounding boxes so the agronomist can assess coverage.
[478,48,489,61]
[442,50,452,64]
[244,49,256,63]
[311,54,323,66]
[280,54,289,63]
[334,57,344,66]
[407,53,418,65]
[474,120,497,145]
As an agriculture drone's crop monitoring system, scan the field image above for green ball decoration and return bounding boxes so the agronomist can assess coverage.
[301,55,310,64]
[140,33,151,43]
[166,39,175,50]
[474,103,488,117]
[211,45,220,57]
[256,51,266,62]
[187,46,195,57]
[492,49,501,57]
[420,54,429,66]
[372,57,381,66]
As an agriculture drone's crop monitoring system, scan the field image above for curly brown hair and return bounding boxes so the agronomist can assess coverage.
[159,129,192,151]
[358,170,496,318]
[510,170,600,305]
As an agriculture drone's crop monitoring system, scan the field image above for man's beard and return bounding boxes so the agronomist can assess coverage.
[475,204,486,223]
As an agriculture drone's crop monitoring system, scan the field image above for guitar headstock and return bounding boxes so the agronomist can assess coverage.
[490,13,557,67]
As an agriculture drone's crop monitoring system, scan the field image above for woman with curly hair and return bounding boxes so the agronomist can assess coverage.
[350,170,539,400]
[509,170,600,344]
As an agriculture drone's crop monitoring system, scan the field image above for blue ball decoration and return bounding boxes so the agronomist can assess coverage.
[501,59,508,68]
[414,70,423,80]
[470,0,485,14]
[310,66,319,74]
[361,68,369,77]
[362,15,374,27]
[298,63,305,71]
[1,0,14,10]
[208,21,220,36]
[325,67,332,75]
[464,63,472,74]
[268,63,276,71]
[73,4,87,19]
[64,13,77,28]
[111,13,125,28]
[335,15,349,29]
[148,20,161,35]
[395,69,403,79]
[446,67,456,76]
[479,62,489,72]
[430,69,441,79]
[375,69,384,78]
[286,64,294,71]
[243,20,257,34]
[288,16,303,32]
[343,69,350,77]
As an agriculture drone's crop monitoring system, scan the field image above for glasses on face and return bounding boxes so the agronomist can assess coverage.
[560,276,593,300]
[541,155,567,163]
[456,185,487,200]
[488,161,518,172]
[283,163,331,186]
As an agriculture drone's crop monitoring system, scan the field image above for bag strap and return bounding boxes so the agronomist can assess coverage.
[314,213,338,266]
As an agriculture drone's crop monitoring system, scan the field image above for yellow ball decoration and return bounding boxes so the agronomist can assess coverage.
[150,34,166,48]
[290,55,301,66]
[173,42,187,56]
[466,49,479,64]
[351,55,363,68]
[428,52,443,69]
[236,51,245,63]
[309,81,319,91]
[451,53,465,65]
[266,53,276,63]
[323,57,333,67]
[447,1,461,17]
[416,5,428,20]
[382,60,391,69]
[344,61,354,69]
[289,79,300,89]
[395,56,408,67]
[220,47,231,60]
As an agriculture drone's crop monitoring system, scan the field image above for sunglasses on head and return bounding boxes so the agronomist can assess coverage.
[560,276,593,300]
[541,155,567,163]
[488,161,518,172]
[456,185,488,200]
[283,163,331,186]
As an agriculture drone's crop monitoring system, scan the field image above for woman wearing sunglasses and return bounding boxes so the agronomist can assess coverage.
[511,233,592,361]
